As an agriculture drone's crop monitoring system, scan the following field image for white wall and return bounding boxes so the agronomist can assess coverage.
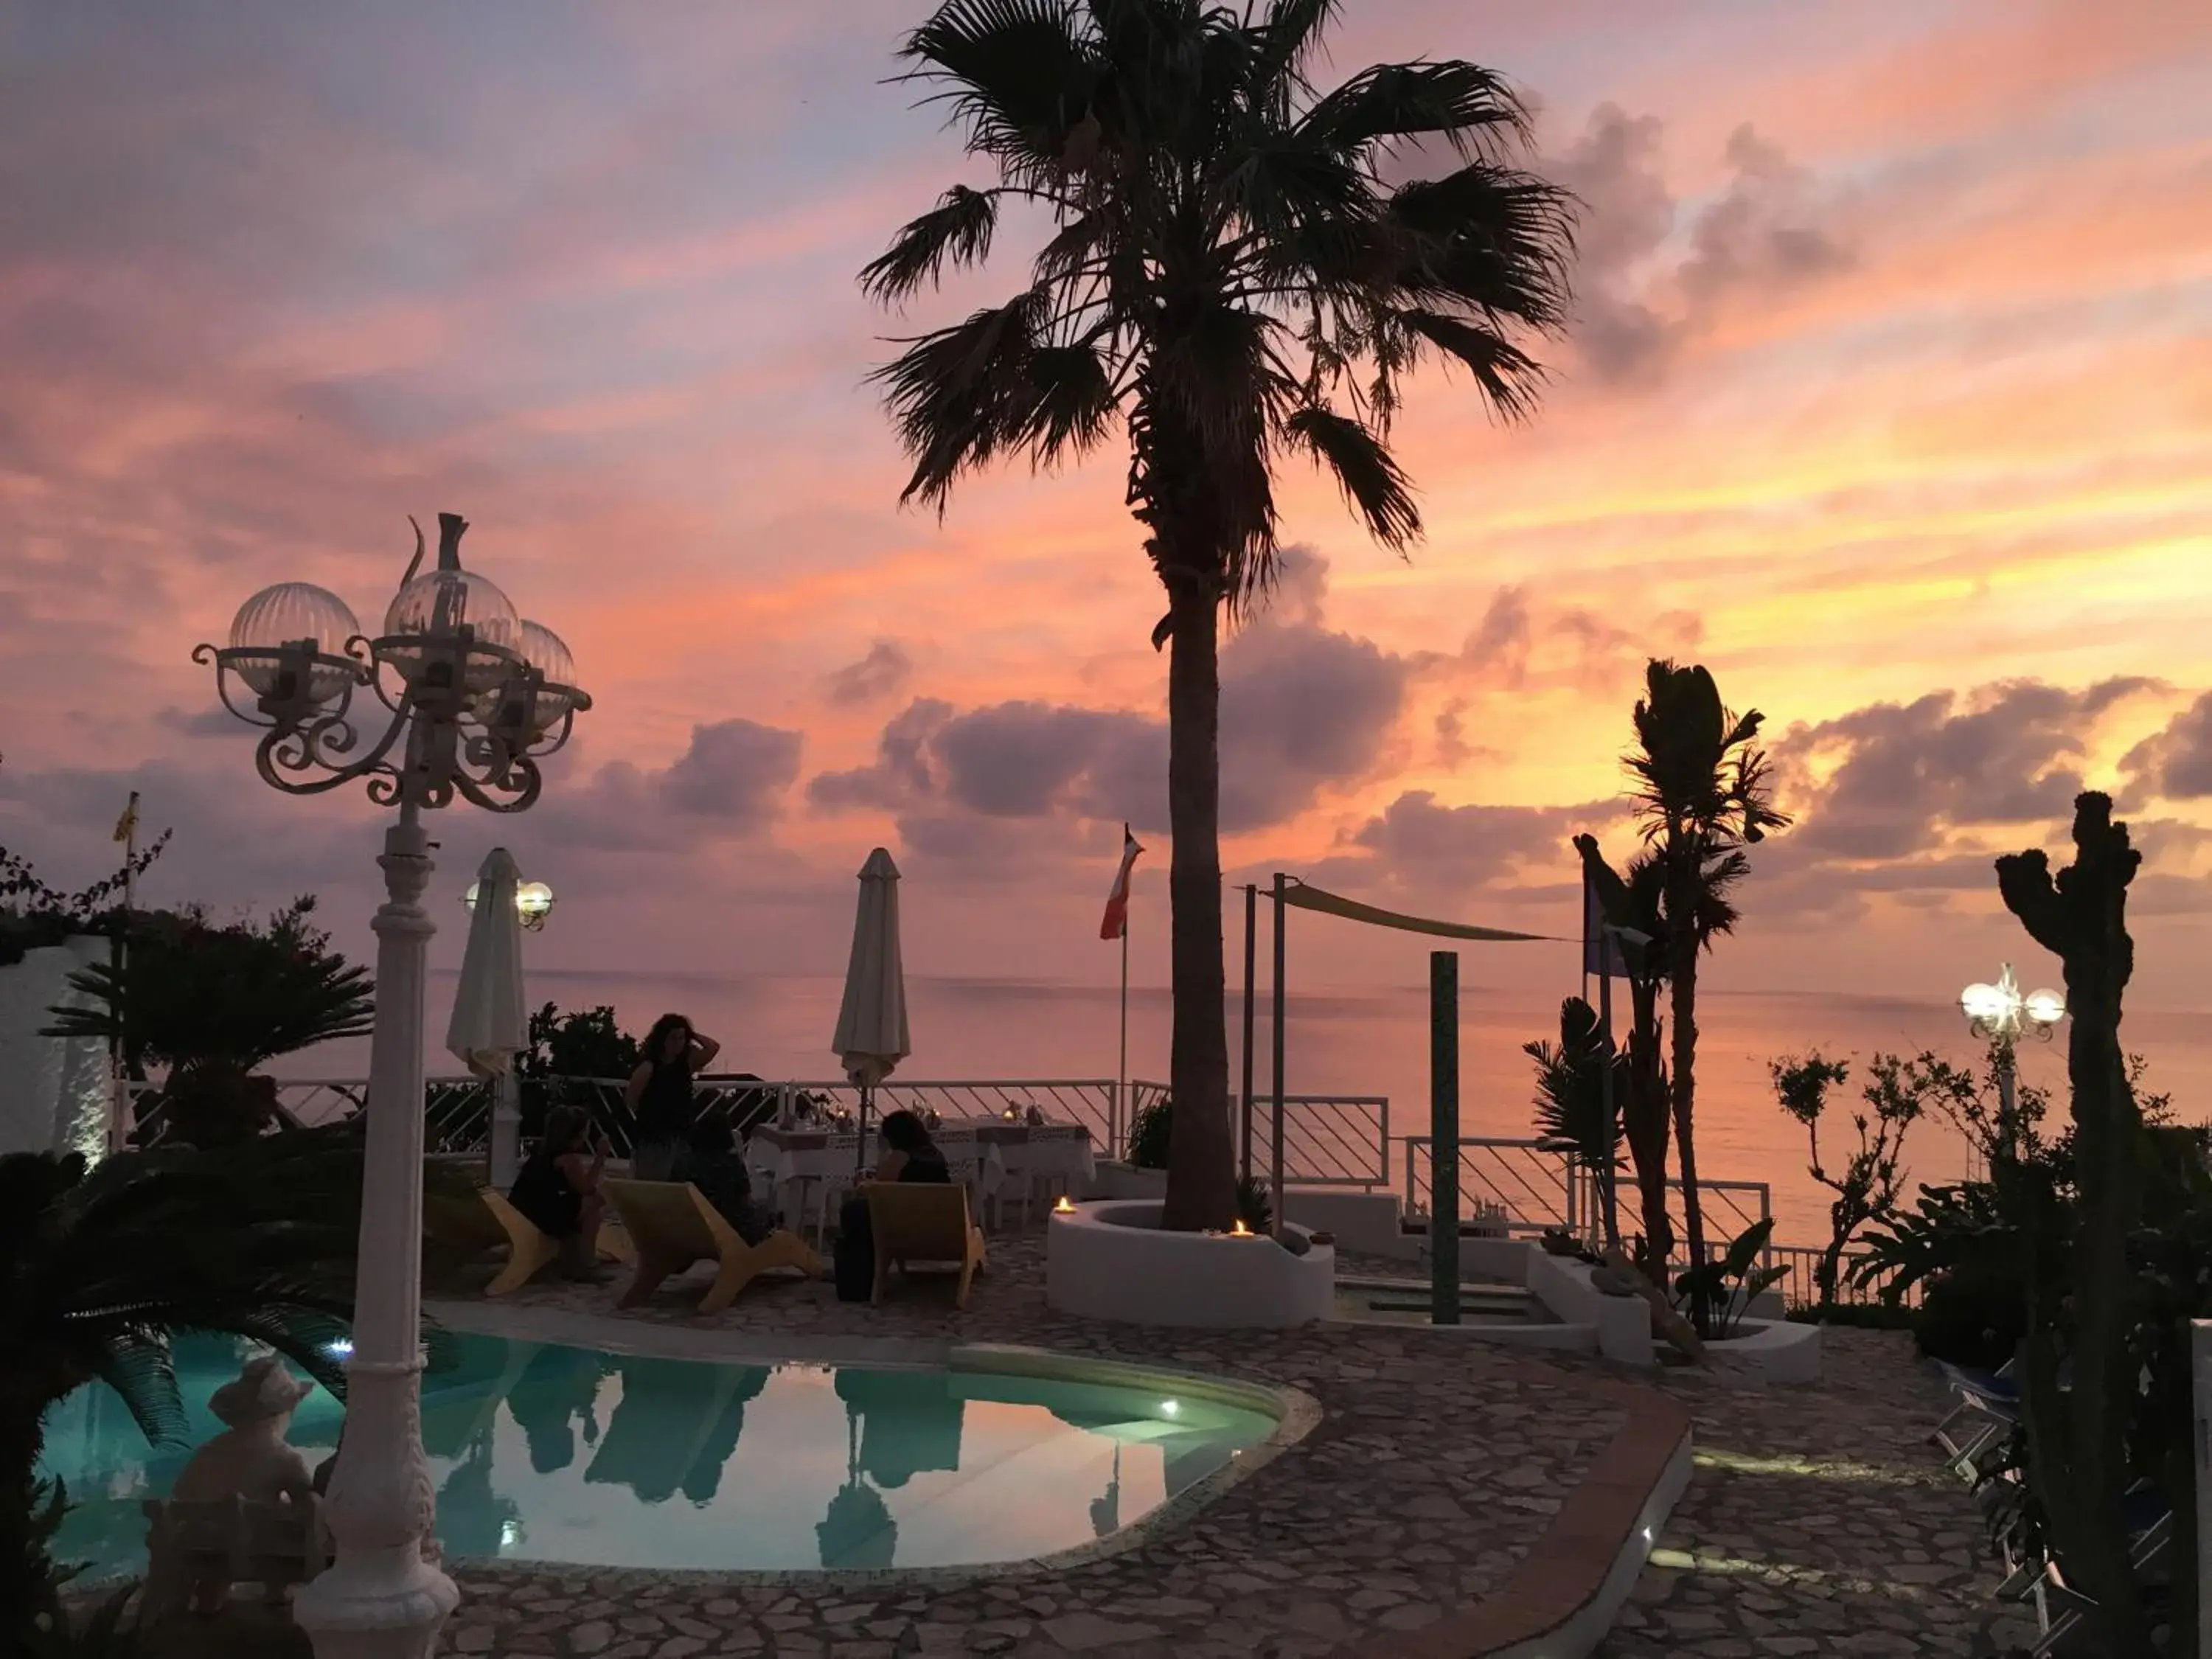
[0,938,112,1158]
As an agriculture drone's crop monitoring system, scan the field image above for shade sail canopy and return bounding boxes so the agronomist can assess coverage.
[1277,879,1559,944]
[446,846,527,1077]
[832,847,911,1088]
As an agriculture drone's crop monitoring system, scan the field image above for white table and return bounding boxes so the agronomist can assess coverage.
[748,1119,1096,1238]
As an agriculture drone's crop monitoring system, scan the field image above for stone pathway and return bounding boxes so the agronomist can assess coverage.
[436,1234,1626,1658]
[1595,1329,2038,1659]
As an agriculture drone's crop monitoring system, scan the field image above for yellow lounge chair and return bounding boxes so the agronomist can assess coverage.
[422,1170,630,1297]
[604,1178,823,1315]
[865,1182,987,1309]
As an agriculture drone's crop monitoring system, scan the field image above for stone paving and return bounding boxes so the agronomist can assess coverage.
[1595,1329,2039,1659]
[434,1234,1625,1658]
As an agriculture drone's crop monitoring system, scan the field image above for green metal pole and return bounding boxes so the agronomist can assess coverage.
[1430,950,1460,1326]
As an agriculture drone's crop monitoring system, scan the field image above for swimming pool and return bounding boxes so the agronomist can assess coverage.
[40,1332,1279,1576]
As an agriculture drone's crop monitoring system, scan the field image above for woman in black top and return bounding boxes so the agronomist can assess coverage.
[626,1013,720,1180]
[872,1110,950,1184]
[508,1105,609,1277]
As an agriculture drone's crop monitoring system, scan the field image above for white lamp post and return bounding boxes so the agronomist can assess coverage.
[1959,962,2065,1161]
[462,874,553,1188]
[196,512,588,1659]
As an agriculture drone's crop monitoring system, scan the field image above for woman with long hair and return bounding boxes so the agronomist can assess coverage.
[625,1013,720,1180]
[508,1104,611,1279]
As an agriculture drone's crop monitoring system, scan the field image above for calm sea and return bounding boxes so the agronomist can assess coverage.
[295,970,2212,1248]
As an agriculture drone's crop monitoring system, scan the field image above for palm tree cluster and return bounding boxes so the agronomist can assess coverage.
[1577,661,1789,1295]
[864,0,1576,1227]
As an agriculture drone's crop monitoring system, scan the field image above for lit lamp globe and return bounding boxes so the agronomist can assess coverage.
[380,566,521,694]
[1958,979,2014,1031]
[227,582,362,703]
[464,877,555,931]
[2023,989,2067,1029]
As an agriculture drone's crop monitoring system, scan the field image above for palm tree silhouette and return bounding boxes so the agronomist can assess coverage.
[862,0,1576,1228]
[1625,661,1787,1292]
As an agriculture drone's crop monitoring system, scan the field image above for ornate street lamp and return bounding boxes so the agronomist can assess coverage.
[1959,962,2065,1161]
[196,512,588,1659]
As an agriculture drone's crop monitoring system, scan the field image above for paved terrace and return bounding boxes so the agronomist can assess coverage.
[383,1236,2026,1659]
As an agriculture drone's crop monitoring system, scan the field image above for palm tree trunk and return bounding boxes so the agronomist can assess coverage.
[1669,897,1708,1284]
[1158,580,1235,1233]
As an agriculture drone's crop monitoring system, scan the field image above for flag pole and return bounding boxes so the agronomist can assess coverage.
[110,791,140,1154]
[1116,908,1129,1158]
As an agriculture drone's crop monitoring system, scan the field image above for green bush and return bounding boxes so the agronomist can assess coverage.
[1127,1094,1172,1169]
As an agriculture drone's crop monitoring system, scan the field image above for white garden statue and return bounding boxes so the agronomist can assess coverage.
[145,1354,322,1619]
[173,1354,318,1509]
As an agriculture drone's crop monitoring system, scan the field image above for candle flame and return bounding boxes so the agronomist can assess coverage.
[1229,1218,1253,1237]
[1053,1195,1077,1214]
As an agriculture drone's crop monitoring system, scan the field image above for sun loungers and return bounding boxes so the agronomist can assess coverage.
[604,1178,824,1315]
[422,1169,632,1296]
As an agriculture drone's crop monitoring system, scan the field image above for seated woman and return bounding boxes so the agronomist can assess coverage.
[834,1110,953,1300]
[507,1105,610,1279]
[872,1109,951,1184]
[678,1116,776,1246]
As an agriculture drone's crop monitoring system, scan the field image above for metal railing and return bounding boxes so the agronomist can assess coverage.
[1404,1136,1581,1235]
[1764,1242,1921,1310]
[1127,1082,1391,1189]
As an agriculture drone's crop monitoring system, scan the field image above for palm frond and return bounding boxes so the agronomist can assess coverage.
[1018,342,1119,453]
[1387,164,1576,329]
[86,1332,187,1448]
[860,185,1001,305]
[900,0,1096,184]
[872,289,1053,509]
[1298,60,1528,159]
[1393,307,1544,418]
[1286,404,1419,549]
[1251,0,1343,97]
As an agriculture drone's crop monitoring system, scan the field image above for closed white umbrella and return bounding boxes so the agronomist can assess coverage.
[832,847,911,1171]
[448,846,529,1186]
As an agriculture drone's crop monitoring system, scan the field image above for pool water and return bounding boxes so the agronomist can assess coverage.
[40,1333,1275,1576]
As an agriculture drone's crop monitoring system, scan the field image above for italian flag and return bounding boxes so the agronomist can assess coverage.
[1099,824,1143,941]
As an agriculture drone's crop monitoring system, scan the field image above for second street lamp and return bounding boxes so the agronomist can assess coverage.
[1959,961,2065,1161]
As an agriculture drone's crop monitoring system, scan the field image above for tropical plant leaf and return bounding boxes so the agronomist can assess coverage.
[1284,405,1419,547]
[860,185,1001,305]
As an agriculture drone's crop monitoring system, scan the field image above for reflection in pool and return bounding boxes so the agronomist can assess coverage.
[41,1332,1276,1575]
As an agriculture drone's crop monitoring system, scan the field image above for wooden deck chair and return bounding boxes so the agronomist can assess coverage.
[422,1175,630,1297]
[605,1178,823,1315]
[866,1182,987,1309]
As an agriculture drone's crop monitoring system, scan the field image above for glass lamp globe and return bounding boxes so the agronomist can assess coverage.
[1959,981,2011,1025]
[380,568,521,694]
[2023,989,2066,1028]
[227,582,363,703]
[515,881,555,926]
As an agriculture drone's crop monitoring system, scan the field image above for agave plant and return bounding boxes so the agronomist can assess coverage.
[1,1129,363,1643]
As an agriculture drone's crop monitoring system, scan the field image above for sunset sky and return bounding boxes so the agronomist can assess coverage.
[5,0,2211,1037]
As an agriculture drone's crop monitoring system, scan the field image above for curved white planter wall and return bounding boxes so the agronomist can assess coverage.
[1703,1317,1822,1385]
[1047,1200,1334,1328]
